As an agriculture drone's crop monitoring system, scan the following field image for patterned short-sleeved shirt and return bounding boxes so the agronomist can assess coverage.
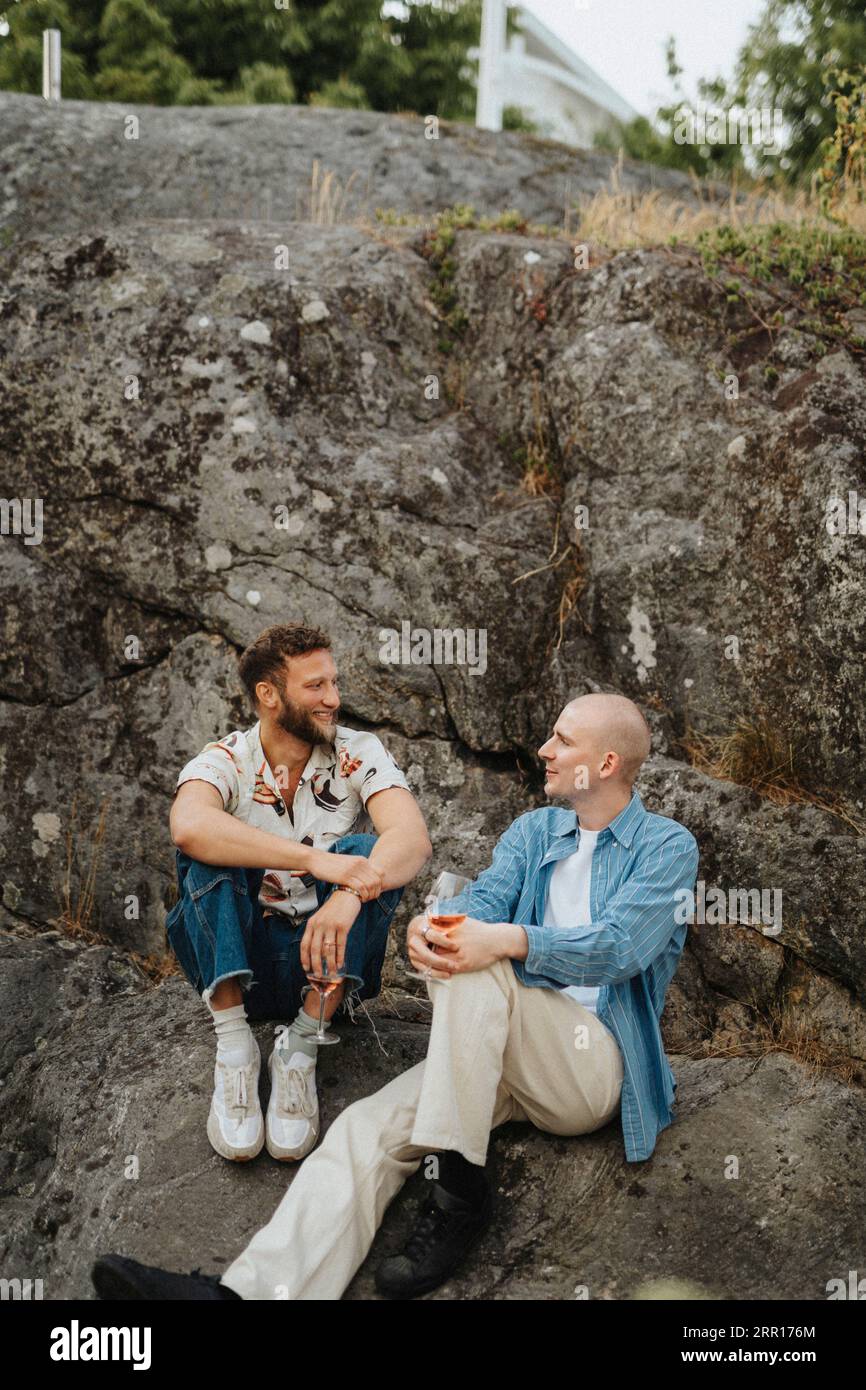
[175,722,411,918]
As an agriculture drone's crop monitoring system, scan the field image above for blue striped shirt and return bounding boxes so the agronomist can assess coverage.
[439,791,699,1162]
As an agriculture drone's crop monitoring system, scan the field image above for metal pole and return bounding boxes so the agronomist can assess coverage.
[43,29,61,101]
[476,0,506,132]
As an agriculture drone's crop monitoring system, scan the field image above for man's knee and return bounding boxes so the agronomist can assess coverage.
[432,957,514,999]
[458,958,513,986]
[176,852,255,900]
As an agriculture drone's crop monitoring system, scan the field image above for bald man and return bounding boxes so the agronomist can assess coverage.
[94,693,698,1302]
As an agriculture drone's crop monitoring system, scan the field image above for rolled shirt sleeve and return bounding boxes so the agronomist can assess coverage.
[176,737,243,813]
[518,831,699,987]
[341,731,412,805]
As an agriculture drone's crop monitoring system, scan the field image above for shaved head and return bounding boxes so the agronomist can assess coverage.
[562,693,652,786]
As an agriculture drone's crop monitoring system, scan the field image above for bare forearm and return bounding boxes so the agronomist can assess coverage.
[171,805,313,870]
[368,826,432,891]
[496,922,529,961]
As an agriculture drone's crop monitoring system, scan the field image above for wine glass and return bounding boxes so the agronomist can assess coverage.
[303,963,363,1045]
[404,871,472,985]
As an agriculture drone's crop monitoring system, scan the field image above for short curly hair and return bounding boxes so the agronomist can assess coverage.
[238,623,332,708]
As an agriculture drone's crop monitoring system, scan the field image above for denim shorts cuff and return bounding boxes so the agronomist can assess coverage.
[201,968,255,1007]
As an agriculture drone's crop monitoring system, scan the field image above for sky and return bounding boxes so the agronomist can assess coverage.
[512,0,768,120]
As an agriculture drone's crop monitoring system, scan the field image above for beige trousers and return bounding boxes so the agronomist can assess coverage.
[220,957,624,1300]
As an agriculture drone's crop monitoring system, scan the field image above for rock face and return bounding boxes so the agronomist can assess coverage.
[0,91,730,239]
[1,931,863,1301]
[0,94,864,1299]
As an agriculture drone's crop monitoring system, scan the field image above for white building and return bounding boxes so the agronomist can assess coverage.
[473,3,638,148]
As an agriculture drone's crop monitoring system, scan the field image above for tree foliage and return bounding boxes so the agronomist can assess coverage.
[595,0,866,187]
[733,0,865,179]
[0,0,483,115]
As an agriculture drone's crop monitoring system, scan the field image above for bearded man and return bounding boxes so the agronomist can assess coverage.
[155,623,431,1165]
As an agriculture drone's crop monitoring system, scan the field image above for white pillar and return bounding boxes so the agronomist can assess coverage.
[42,29,61,101]
[476,0,507,132]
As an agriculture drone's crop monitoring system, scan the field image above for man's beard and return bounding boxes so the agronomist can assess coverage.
[274,689,337,745]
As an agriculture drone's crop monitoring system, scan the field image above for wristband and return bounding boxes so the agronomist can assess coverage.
[335,885,363,898]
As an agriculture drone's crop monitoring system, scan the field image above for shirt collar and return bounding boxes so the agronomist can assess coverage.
[602,790,645,848]
[547,790,646,849]
[548,806,579,840]
[251,722,334,787]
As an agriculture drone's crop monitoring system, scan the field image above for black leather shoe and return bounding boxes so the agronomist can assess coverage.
[374,1181,493,1299]
[92,1254,242,1301]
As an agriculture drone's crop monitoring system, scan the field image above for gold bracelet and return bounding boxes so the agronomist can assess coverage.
[335,885,363,898]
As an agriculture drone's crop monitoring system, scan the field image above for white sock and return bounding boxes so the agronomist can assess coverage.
[206,1000,254,1067]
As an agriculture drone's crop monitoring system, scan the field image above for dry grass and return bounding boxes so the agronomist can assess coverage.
[297,159,365,225]
[511,510,588,649]
[306,138,866,250]
[443,356,470,409]
[520,454,554,497]
[365,170,866,248]
[518,376,560,497]
[680,995,861,1088]
[130,949,182,986]
[58,796,109,943]
[681,716,865,836]
[569,160,866,249]
[55,795,181,986]
[554,549,589,649]
[511,510,567,585]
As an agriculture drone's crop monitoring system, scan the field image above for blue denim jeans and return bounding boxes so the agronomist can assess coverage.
[164,834,402,1022]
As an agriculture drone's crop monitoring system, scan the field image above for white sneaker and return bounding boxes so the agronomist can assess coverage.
[266,1027,320,1162]
[207,1035,265,1163]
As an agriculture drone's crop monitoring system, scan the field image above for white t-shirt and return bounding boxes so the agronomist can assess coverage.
[542,827,601,1015]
